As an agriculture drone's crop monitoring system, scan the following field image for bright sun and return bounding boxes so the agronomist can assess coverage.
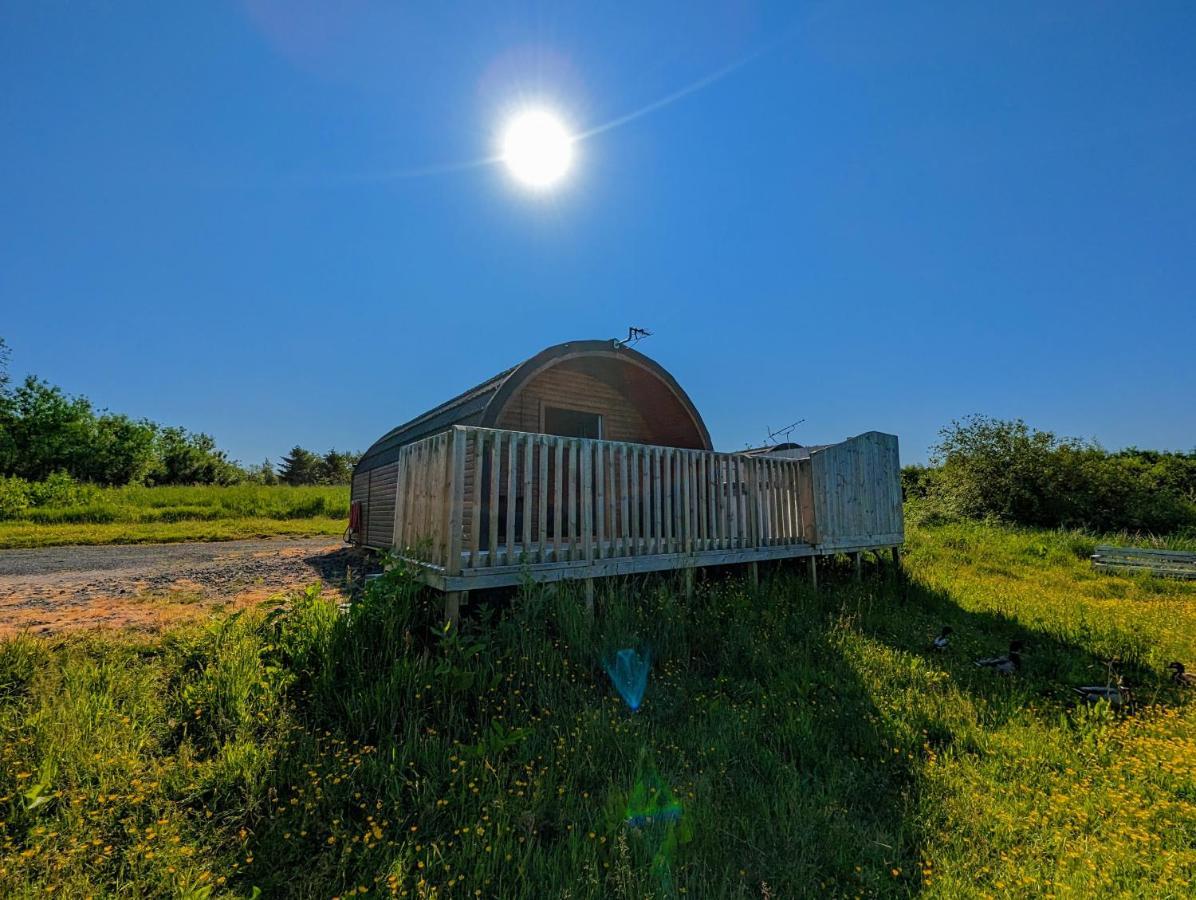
[500,109,574,190]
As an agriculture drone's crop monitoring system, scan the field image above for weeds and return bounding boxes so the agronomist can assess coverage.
[0,521,1192,897]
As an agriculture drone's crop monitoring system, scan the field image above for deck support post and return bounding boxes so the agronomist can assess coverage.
[853,552,862,582]
[748,561,759,590]
[809,555,818,590]
[684,566,695,602]
[891,545,906,599]
[444,591,465,628]
[584,578,595,615]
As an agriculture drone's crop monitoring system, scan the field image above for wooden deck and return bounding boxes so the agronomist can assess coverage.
[356,425,903,594]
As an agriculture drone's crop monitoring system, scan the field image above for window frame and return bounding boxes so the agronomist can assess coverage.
[539,403,604,440]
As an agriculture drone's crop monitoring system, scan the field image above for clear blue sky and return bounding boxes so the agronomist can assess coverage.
[3,2,1194,465]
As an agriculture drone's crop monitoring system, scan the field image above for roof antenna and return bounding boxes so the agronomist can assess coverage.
[765,418,806,446]
[615,326,652,348]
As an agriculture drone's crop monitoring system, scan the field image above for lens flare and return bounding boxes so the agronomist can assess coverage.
[622,759,690,890]
[605,648,651,711]
[625,772,684,829]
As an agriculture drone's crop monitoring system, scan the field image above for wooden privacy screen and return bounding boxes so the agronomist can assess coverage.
[388,425,817,574]
[807,431,904,550]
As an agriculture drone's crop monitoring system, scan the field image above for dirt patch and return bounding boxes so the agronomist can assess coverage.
[0,537,379,636]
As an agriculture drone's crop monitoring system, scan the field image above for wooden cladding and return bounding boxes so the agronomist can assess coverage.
[387,425,815,572]
[808,431,903,550]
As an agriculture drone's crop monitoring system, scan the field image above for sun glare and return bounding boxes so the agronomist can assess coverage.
[500,109,574,190]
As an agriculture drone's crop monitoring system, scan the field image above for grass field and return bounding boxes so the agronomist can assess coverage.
[1,521,1193,897]
[0,484,349,548]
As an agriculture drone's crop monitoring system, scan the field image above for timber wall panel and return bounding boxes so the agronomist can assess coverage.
[364,462,398,549]
[808,431,903,549]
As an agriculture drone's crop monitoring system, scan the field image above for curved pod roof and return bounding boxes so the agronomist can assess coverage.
[356,340,712,473]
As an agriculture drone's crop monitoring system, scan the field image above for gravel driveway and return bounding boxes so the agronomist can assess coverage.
[0,537,377,635]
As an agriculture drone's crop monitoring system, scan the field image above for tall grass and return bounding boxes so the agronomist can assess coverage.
[1,522,1193,897]
[4,484,350,524]
[0,484,350,548]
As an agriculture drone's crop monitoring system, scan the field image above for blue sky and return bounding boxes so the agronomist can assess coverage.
[2,1,1194,465]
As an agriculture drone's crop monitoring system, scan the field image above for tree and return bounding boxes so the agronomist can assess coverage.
[277,446,323,486]
[0,337,10,395]
[81,413,159,485]
[319,449,359,485]
[0,338,13,472]
[1,376,95,481]
[151,427,243,485]
[244,459,280,485]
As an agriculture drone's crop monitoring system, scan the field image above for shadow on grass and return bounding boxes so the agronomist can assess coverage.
[812,552,1176,714]
[232,548,1186,899]
[227,562,929,898]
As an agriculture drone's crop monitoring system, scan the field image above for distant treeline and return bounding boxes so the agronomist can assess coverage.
[904,416,1196,534]
[0,338,358,489]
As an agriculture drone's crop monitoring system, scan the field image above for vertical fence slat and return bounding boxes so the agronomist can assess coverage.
[522,435,533,560]
[779,459,790,544]
[595,441,605,559]
[746,456,755,547]
[568,440,579,561]
[789,460,801,543]
[447,430,465,574]
[646,448,655,555]
[582,441,593,562]
[553,439,564,562]
[682,452,692,554]
[736,455,745,549]
[660,449,670,554]
[467,431,482,567]
[415,445,424,556]
[426,441,436,560]
[760,458,771,546]
[684,452,691,553]
[506,433,518,565]
[488,434,500,564]
[537,436,548,564]
[394,449,405,552]
[401,447,410,554]
[650,448,660,555]
[443,435,452,560]
[619,446,630,557]
[606,445,616,558]
[630,448,641,555]
[784,460,796,543]
[425,439,436,561]
[727,456,736,547]
[705,455,713,552]
[744,456,754,551]
[727,457,736,550]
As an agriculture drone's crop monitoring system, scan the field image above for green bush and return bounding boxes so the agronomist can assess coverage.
[0,476,30,518]
[0,473,101,519]
[27,471,99,507]
[919,416,1196,533]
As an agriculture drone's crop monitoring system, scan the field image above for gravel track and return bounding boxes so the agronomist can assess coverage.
[0,537,377,635]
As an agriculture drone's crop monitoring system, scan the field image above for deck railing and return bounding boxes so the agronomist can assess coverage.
[388,425,817,577]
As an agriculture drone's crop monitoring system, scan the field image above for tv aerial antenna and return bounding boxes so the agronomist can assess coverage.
[765,418,806,446]
[615,326,652,347]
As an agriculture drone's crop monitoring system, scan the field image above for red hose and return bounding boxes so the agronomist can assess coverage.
[345,500,363,543]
